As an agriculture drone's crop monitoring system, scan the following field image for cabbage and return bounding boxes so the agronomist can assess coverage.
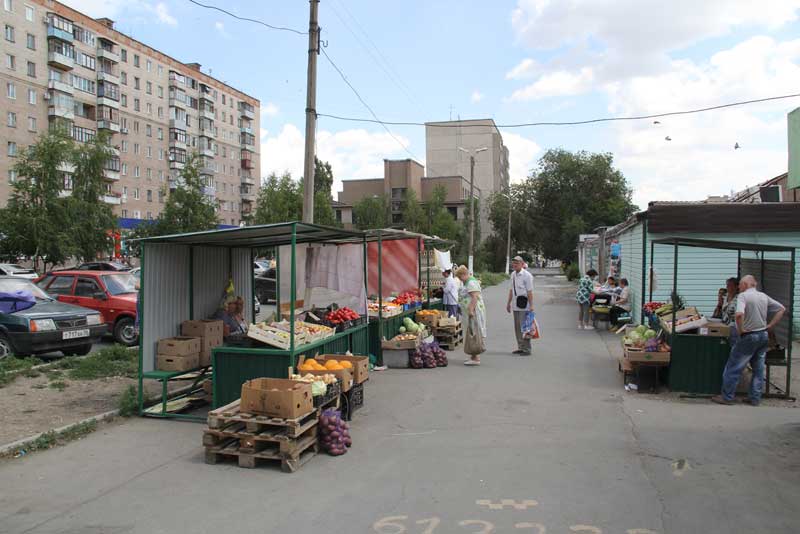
[629,332,642,342]
[644,329,657,340]
[635,325,648,336]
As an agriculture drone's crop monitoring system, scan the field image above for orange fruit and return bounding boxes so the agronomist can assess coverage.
[340,361,353,369]
[324,360,340,369]
[327,363,344,370]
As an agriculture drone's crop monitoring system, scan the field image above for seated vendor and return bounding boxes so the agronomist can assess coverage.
[215,296,248,337]
[596,276,619,295]
[610,278,632,325]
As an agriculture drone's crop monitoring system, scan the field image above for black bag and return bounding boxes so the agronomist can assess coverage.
[513,273,528,309]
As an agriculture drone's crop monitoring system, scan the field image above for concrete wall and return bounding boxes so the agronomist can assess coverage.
[338,179,384,205]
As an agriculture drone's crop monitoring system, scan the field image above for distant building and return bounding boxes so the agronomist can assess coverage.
[335,159,479,230]
[731,173,799,203]
[425,119,510,239]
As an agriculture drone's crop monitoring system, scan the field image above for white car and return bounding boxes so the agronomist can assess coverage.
[254,261,269,277]
[0,263,38,279]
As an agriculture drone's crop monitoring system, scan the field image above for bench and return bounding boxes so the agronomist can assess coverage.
[141,367,211,421]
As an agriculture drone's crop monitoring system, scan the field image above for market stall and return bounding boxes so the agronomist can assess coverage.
[136,222,372,417]
[646,237,795,397]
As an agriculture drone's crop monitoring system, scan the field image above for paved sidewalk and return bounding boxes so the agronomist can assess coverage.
[1,275,798,533]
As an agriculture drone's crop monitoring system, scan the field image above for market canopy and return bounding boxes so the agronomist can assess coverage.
[651,237,795,253]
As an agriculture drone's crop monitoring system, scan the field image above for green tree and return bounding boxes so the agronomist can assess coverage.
[515,149,637,260]
[352,195,390,230]
[423,185,460,240]
[130,155,218,248]
[312,157,337,226]
[401,188,425,232]
[66,132,117,262]
[0,127,75,272]
[253,172,302,225]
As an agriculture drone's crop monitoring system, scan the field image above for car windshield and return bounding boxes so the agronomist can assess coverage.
[103,274,138,295]
[0,278,51,300]
[7,264,30,272]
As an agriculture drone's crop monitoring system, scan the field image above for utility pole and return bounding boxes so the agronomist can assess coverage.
[504,189,512,274]
[302,0,320,223]
[468,155,475,274]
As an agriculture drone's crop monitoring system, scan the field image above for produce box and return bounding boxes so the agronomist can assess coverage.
[240,378,314,419]
[317,354,369,384]
[157,352,199,372]
[437,310,460,328]
[297,356,354,392]
[382,349,411,369]
[157,336,201,357]
[415,310,440,328]
[624,346,670,364]
[247,323,308,349]
[700,324,731,337]
[619,356,634,372]
[382,332,420,350]
[182,320,224,366]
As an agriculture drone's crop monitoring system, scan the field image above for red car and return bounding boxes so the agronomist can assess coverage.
[35,271,139,346]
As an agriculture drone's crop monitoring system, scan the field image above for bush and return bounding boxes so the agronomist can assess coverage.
[117,385,139,417]
[63,345,137,380]
[476,272,509,288]
[566,263,580,281]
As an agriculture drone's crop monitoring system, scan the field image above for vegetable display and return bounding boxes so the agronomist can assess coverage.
[319,409,351,456]
[402,317,422,334]
[410,341,447,369]
[394,290,421,306]
[325,307,360,325]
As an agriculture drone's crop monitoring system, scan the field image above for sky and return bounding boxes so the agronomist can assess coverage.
[64,0,800,209]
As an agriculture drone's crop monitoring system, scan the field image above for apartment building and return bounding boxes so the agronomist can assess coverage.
[425,118,509,239]
[1,0,260,227]
[335,159,479,230]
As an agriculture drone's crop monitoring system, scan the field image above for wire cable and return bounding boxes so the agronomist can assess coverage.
[318,92,800,128]
[320,46,418,160]
[186,0,307,36]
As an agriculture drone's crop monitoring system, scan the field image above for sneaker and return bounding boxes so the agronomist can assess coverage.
[742,398,760,406]
[518,351,532,356]
[711,395,735,406]
[512,349,525,355]
[463,359,481,366]
[583,325,595,330]
[577,323,584,330]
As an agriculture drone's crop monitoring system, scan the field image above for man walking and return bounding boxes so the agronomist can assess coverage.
[507,256,534,355]
[712,275,785,406]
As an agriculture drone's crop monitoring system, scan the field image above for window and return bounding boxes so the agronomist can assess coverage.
[133,54,139,67]
[146,59,151,72]
[134,98,140,111]
[73,26,95,46]
[71,74,96,94]
[134,167,140,179]
[121,209,128,217]
[6,82,15,99]
[147,211,153,220]
[8,169,17,182]
[146,102,152,115]
[7,111,16,127]
[120,71,127,85]
[71,125,96,143]
[133,210,141,219]
[134,77,140,90]
[146,189,152,202]
[3,0,10,11]
[27,88,35,104]
[120,48,127,62]
[5,24,14,42]
[157,106,164,118]
[75,277,101,298]
[121,140,128,153]
[134,143,140,155]
[26,33,34,50]
[157,127,163,140]
[121,117,127,130]
[121,163,127,176]
[121,94,127,107]
[133,187,140,199]
[222,111,226,122]
[76,52,95,70]
[25,4,32,21]
[157,64,163,76]
[43,276,76,296]
[158,148,164,160]
[146,124,152,137]
[222,94,226,105]
[26,60,34,77]
[7,141,17,156]
[5,54,15,70]
[146,81,152,94]
[146,146,152,158]
[157,85,163,98]
[133,121,139,134]
[27,116,35,131]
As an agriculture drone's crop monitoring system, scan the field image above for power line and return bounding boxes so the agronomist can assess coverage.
[318,92,800,128]
[320,46,419,160]
[186,0,307,36]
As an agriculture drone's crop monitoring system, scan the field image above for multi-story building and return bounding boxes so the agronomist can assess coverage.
[425,118,510,239]
[335,159,479,230]
[0,0,260,227]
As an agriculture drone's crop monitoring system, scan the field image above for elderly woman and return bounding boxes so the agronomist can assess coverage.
[455,265,486,366]
[215,296,247,337]
[576,269,598,330]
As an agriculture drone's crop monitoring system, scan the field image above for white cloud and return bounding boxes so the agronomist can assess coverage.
[153,2,176,26]
[470,90,484,104]
[260,124,416,195]
[501,130,541,182]
[505,58,539,80]
[214,21,230,38]
[62,0,177,26]
[509,67,594,101]
[262,102,280,117]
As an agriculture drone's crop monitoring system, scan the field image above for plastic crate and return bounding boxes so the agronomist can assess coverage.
[314,379,342,408]
[341,382,364,421]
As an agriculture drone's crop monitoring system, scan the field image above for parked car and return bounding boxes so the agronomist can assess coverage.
[76,261,131,272]
[35,271,139,346]
[255,295,261,315]
[0,277,106,359]
[255,267,277,304]
[0,263,38,279]
[254,261,268,277]
[129,267,140,279]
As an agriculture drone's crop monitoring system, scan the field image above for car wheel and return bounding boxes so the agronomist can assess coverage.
[114,317,138,346]
[0,334,14,360]
[63,343,92,357]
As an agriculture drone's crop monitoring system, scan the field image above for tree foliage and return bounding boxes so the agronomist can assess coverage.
[352,195,390,230]
[401,188,425,233]
[424,186,460,241]
[253,172,302,225]
[312,157,337,226]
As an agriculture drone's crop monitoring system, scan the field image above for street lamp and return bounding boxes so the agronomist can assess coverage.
[499,189,513,274]
[458,146,488,274]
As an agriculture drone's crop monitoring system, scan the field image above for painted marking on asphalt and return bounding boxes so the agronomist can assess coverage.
[515,522,547,532]
[476,499,539,510]
[570,526,602,533]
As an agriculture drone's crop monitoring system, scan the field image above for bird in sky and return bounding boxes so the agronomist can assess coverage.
[653,120,661,124]
[734,142,741,150]
[665,136,672,141]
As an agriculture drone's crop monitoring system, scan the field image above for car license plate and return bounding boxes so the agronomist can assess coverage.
[63,329,90,340]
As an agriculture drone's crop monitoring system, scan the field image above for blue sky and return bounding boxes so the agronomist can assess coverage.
[67,0,800,208]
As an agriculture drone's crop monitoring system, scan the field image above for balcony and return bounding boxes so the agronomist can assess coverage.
[169,138,186,150]
[203,186,216,198]
[110,146,120,157]
[199,108,215,120]
[169,160,185,171]
[103,168,120,181]
[96,47,120,63]
[48,104,74,120]
[48,79,74,95]
[199,128,214,139]
[241,190,256,202]
[97,70,119,85]
[57,162,76,173]
[97,119,120,133]
[241,126,254,136]
[200,92,213,103]
[168,95,186,109]
[239,107,255,120]
[241,174,256,186]
[102,193,122,205]
[48,51,75,70]
[241,158,254,170]
[47,25,74,43]
[199,164,214,176]
[199,146,214,158]
[97,95,120,109]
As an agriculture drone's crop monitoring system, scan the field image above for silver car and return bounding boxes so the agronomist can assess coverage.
[0,264,38,280]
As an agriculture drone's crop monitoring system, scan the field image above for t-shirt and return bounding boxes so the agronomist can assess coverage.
[735,288,784,333]
[616,286,631,311]
[511,269,534,311]
[443,276,458,305]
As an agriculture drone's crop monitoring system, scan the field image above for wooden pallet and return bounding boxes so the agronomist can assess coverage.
[203,417,318,453]
[434,326,463,338]
[437,337,463,351]
[207,399,318,436]
[434,326,464,351]
[204,432,319,472]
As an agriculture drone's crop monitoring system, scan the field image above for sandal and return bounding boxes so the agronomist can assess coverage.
[463,359,480,366]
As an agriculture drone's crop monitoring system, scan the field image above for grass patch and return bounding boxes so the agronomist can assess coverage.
[0,356,43,387]
[48,380,68,391]
[66,345,137,381]
[476,272,509,288]
[6,420,98,458]
[117,385,138,417]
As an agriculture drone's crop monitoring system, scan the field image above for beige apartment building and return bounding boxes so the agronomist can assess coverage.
[335,159,479,230]
[1,0,260,228]
[425,118,509,239]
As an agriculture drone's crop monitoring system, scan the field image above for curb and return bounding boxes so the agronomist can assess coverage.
[0,408,119,456]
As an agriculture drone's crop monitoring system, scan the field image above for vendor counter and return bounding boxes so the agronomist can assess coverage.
[667,332,730,394]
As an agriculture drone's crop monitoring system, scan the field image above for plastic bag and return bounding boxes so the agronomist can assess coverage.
[464,316,486,356]
[522,311,541,340]
[319,408,351,456]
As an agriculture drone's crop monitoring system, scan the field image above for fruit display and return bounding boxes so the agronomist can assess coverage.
[319,408,351,456]
[623,324,670,352]
[291,371,338,385]
[393,333,418,342]
[393,290,421,306]
[325,307,360,326]
[643,301,666,314]
[400,317,423,334]
[410,341,447,368]
[368,301,402,317]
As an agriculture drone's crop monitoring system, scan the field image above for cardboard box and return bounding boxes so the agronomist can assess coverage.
[437,310,460,328]
[700,324,731,337]
[619,356,634,372]
[624,346,670,364]
[240,378,314,419]
[415,311,439,329]
[156,352,199,372]
[181,319,223,339]
[298,356,354,391]
[382,333,420,351]
[317,354,369,384]
[157,336,201,357]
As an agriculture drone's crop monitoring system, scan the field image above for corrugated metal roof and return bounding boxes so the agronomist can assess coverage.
[651,237,796,253]
[136,222,365,247]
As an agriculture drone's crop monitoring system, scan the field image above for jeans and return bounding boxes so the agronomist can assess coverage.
[513,310,532,352]
[445,304,460,318]
[578,302,590,324]
[610,305,630,325]
[721,330,768,402]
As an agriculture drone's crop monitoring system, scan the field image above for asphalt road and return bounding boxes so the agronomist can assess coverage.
[1,275,799,533]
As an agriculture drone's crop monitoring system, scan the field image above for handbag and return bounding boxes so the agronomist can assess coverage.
[464,316,486,356]
[513,273,528,309]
